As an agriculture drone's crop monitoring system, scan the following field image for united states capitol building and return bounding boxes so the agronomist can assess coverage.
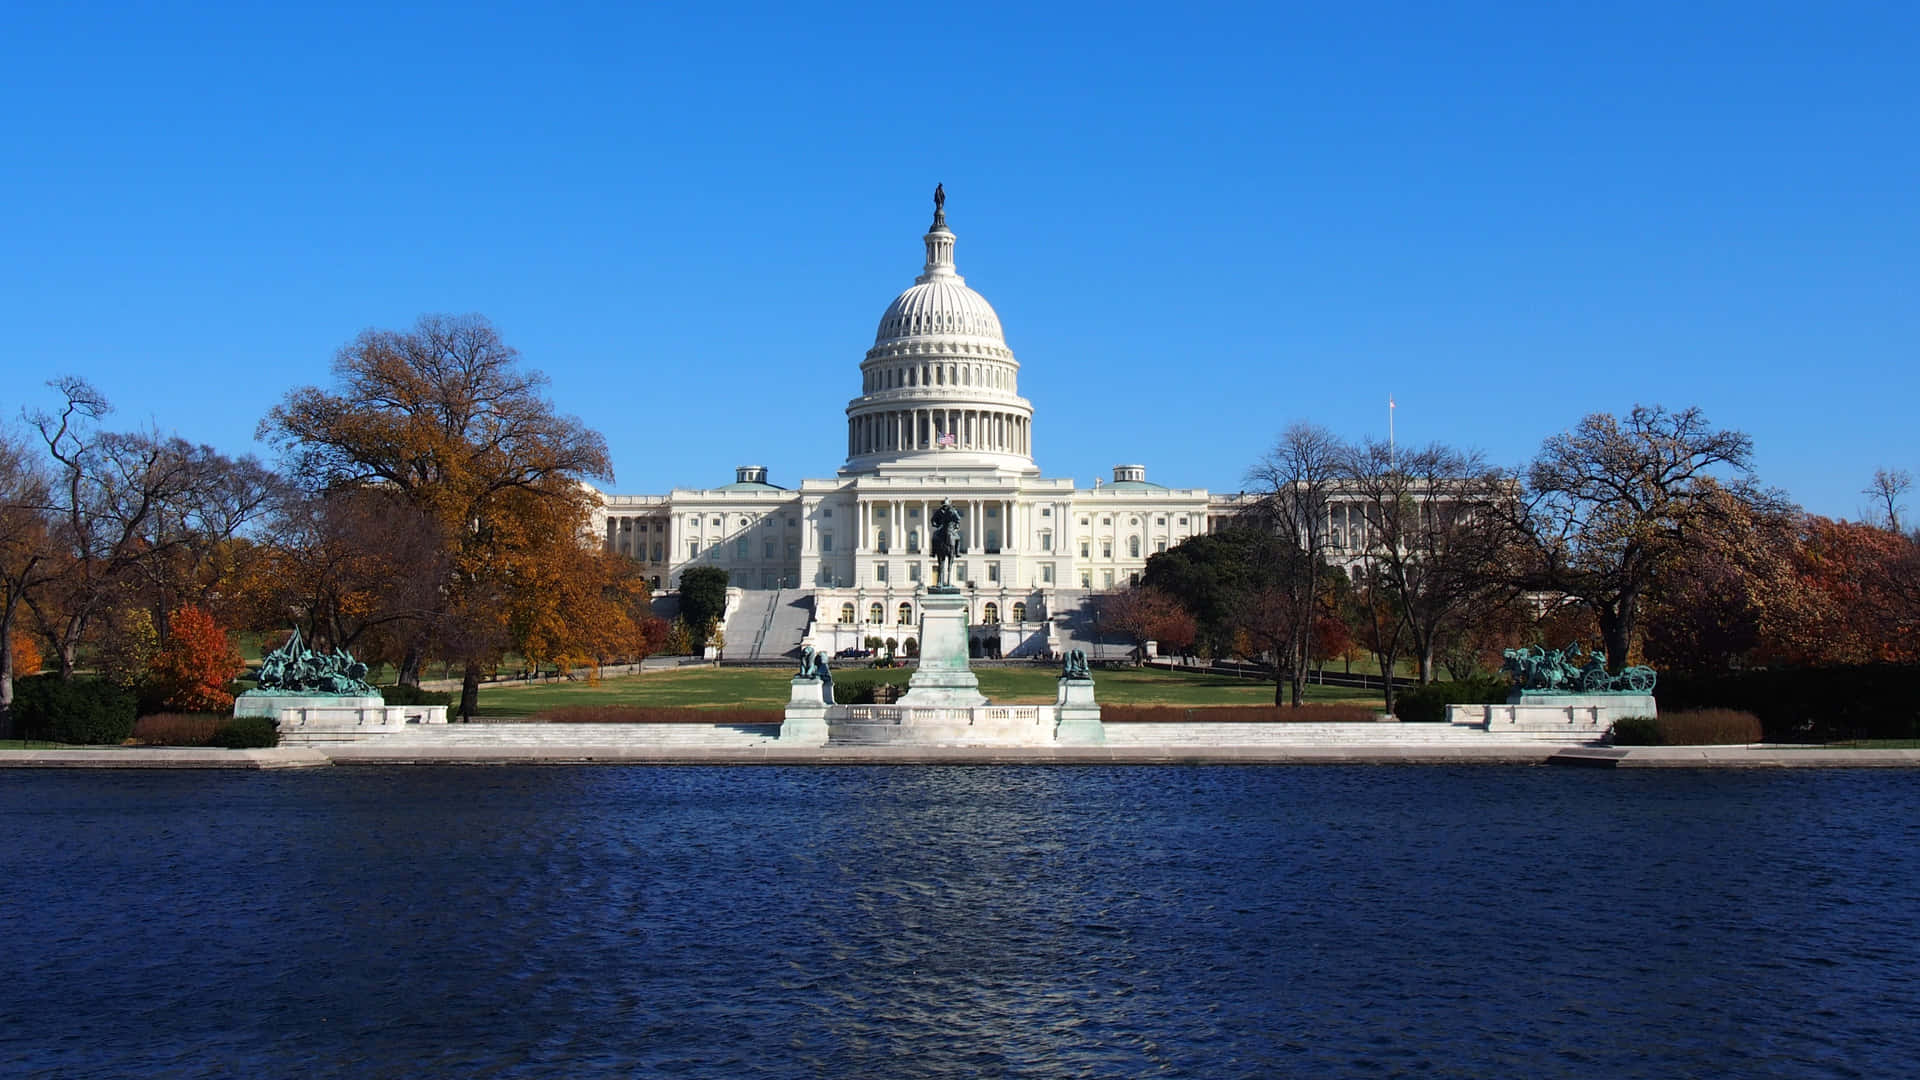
[591,194,1256,658]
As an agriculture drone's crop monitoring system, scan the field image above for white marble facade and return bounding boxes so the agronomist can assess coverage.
[591,199,1213,651]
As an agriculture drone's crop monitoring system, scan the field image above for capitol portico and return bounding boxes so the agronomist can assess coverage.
[593,193,1214,658]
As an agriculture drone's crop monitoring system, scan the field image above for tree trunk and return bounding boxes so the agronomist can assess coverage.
[399,644,424,688]
[1418,647,1434,685]
[1597,597,1634,671]
[459,660,481,720]
[1272,662,1285,705]
[0,616,14,741]
[1379,654,1396,715]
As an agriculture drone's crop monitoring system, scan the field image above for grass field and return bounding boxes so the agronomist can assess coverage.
[474,664,1382,717]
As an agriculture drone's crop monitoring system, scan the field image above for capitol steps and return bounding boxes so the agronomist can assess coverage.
[367,723,783,748]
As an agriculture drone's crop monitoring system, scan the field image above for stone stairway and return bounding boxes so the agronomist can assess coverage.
[722,590,779,657]
[760,590,813,659]
[1102,722,1596,746]
[374,723,783,748]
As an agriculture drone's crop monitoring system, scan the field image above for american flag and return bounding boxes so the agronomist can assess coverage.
[936,431,957,447]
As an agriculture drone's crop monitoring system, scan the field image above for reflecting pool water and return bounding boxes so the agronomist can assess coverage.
[3,766,1916,1078]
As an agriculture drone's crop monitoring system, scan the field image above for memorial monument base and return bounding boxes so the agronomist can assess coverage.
[1448,694,1656,738]
[896,589,986,707]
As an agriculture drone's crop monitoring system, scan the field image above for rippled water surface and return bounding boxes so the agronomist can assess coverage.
[3,766,1918,1078]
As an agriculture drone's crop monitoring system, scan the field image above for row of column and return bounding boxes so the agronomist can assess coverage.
[847,408,1029,457]
[857,498,1018,554]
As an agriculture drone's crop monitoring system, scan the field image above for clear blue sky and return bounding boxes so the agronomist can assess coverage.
[4,1,1914,519]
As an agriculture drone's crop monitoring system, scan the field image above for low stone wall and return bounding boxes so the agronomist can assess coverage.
[276,704,450,745]
[1449,695,1655,738]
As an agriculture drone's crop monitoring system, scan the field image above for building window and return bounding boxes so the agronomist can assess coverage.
[652,543,663,561]
[1156,539,1167,553]
[869,603,884,624]
[1080,571,1091,588]
[985,531,998,552]
[1129,536,1141,558]
[823,508,832,518]
[876,562,888,582]
[689,541,700,558]
[1012,602,1026,622]
[955,562,967,583]
[908,529,921,553]
[910,562,922,582]
[1041,564,1054,584]
[736,538,750,559]
[1041,507,1051,518]
[840,604,856,624]
[1079,516,1089,526]
[822,533,833,552]
[983,602,999,625]
[712,516,721,526]
[1102,570,1114,588]
[1129,572,1140,587]
[987,562,999,583]
[1080,539,1090,558]
[898,603,913,625]
[1178,516,1188,526]
[1102,540,1113,558]
[877,530,889,553]
[1040,532,1052,551]
[1156,516,1166,526]
[1101,517,1111,526]
[1130,516,1139,525]
[986,506,998,519]
[764,540,776,558]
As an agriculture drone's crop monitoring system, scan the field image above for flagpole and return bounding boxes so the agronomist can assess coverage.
[1388,396,1396,459]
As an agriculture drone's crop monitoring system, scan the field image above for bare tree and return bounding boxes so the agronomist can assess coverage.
[1518,405,1760,671]
[1344,440,1518,684]
[1243,423,1346,705]
[1864,467,1912,533]
[24,378,243,678]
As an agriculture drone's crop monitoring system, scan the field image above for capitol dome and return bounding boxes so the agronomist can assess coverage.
[841,192,1036,477]
[873,270,1005,346]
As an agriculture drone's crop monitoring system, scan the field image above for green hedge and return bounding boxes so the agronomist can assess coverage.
[380,684,453,707]
[208,717,279,748]
[828,670,913,704]
[1391,675,1510,723]
[12,674,137,745]
[1657,665,1920,741]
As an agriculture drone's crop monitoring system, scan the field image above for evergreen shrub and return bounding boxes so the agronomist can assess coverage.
[208,717,279,748]
[380,684,453,707]
[1391,675,1510,723]
[12,674,137,745]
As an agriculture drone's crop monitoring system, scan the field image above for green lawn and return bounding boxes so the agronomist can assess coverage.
[474,664,1383,717]
[0,740,65,749]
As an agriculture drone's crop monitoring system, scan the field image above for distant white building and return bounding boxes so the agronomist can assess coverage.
[592,196,1212,657]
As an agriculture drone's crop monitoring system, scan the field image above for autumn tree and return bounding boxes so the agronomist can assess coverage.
[261,314,612,718]
[147,603,247,713]
[1516,405,1762,671]
[1098,585,1196,659]
[0,428,55,736]
[252,486,455,670]
[22,378,274,679]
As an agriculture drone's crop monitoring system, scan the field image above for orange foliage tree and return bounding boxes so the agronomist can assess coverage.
[147,603,246,713]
